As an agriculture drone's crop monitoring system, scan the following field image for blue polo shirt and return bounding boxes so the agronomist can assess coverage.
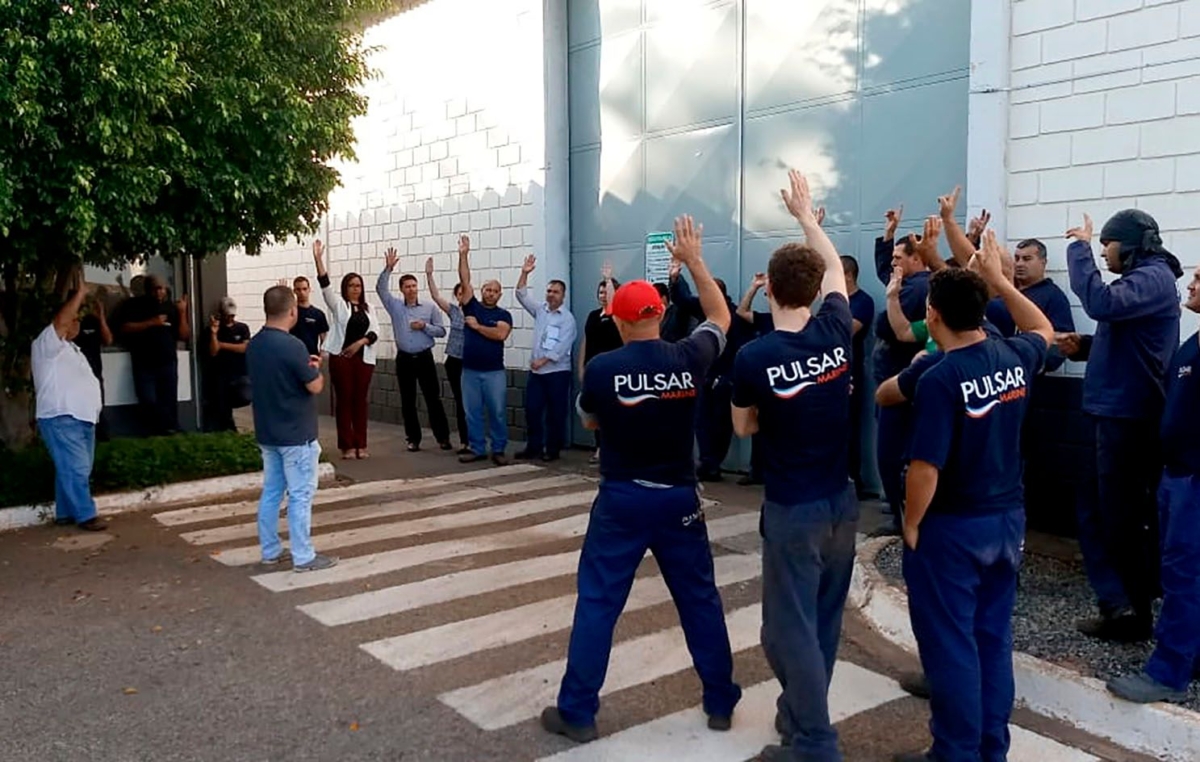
[732,294,853,504]
[579,322,724,486]
[462,297,513,372]
[908,333,1047,516]
[1162,333,1200,476]
[246,328,320,447]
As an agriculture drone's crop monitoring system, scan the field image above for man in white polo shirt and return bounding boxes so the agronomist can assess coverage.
[32,268,106,531]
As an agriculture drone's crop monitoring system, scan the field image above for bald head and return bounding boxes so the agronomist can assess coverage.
[145,275,168,302]
[481,279,503,307]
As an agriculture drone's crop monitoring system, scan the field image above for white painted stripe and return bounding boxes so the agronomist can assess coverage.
[1008,725,1100,762]
[439,603,764,731]
[153,464,543,526]
[214,489,596,567]
[179,474,586,546]
[250,512,593,591]
[536,662,907,762]
[298,512,760,626]
[363,553,763,671]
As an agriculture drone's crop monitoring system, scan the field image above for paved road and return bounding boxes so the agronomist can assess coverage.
[0,457,1147,761]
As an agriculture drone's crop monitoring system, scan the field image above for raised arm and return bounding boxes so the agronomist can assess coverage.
[515,254,539,317]
[313,238,329,280]
[912,216,948,273]
[53,268,88,338]
[175,293,191,343]
[665,215,730,334]
[886,267,918,342]
[424,257,453,315]
[780,169,846,298]
[977,231,1054,347]
[95,295,114,346]
[937,186,978,268]
[457,234,474,304]
[737,273,765,323]
[875,206,903,285]
[376,246,401,311]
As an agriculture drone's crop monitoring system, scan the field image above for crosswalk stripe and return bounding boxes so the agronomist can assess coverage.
[153,464,544,526]
[213,489,597,567]
[1008,726,1100,762]
[361,553,764,671]
[180,475,587,546]
[297,512,761,626]
[535,661,908,762]
[438,603,763,731]
[250,512,594,591]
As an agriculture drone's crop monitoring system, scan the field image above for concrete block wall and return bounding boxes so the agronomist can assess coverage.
[1006,0,1200,379]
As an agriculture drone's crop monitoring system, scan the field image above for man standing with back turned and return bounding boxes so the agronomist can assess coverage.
[541,214,741,743]
[731,170,856,761]
[246,285,337,572]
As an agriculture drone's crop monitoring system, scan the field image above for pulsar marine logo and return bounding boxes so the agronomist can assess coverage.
[614,372,696,406]
[960,365,1027,418]
[766,348,849,399]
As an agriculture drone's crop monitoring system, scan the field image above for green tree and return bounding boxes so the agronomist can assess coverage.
[0,0,383,448]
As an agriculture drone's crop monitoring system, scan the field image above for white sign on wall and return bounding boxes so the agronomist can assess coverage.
[644,231,674,284]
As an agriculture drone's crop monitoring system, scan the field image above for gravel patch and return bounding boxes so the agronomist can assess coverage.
[874,539,1200,711]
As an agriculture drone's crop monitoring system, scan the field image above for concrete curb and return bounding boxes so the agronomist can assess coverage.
[849,536,1200,762]
[0,463,338,534]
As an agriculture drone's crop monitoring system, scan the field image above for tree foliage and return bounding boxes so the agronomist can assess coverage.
[0,0,384,446]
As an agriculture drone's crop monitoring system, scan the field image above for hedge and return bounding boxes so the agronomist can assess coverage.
[0,431,265,509]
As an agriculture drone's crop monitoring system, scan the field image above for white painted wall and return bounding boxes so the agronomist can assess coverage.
[1005,0,1200,373]
[226,0,564,371]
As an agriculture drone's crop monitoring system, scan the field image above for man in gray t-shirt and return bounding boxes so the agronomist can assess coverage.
[245,285,337,573]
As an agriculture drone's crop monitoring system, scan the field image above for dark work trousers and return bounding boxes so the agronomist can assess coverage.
[762,484,858,760]
[876,404,913,529]
[848,381,866,493]
[1145,471,1200,690]
[1075,415,1162,618]
[748,433,763,481]
[444,355,468,446]
[396,349,450,447]
[556,480,742,727]
[903,510,1025,762]
[133,362,179,435]
[696,377,734,476]
[329,353,374,451]
[211,376,237,433]
[524,370,571,458]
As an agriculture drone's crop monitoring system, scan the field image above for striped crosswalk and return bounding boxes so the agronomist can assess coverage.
[156,465,1110,762]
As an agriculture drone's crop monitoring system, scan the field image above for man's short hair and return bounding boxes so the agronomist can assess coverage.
[293,275,310,288]
[1016,238,1048,261]
[839,255,860,279]
[263,285,296,319]
[714,278,728,298]
[548,279,566,292]
[768,243,825,309]
[399,273,418,286]
[928,268,988,332]
[653,282,670,301]
[895,237,917,256]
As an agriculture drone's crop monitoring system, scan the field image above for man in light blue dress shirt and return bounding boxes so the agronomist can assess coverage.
[515,254,577,461]
[378,246,453,451]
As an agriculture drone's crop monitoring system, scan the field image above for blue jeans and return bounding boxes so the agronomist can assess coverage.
[761,484,858,761]
[462,368,508,455]
[903,510,1025,762]
[1146,471,1200,690]
[525,370,571,457]
[557,480,742,727]
[38,415,98,523]
[257,440,321,566]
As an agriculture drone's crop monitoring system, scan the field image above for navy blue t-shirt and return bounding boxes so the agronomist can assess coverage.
[462,297,513,372]
[873,272,929,383]
[246,328,320,447]
[908,333,1047,516]
[848,289,876,385]
[732,294,853,504]
[580,323,724,486]
[290,305,330,357]
[1162,333,1200,476]
[985,278,1075,372]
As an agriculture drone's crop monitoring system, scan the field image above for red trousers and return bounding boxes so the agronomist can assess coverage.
[329,353,374,451]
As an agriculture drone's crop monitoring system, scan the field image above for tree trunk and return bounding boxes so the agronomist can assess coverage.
[0,379,34,450]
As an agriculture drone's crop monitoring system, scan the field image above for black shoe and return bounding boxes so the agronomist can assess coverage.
[542,452,560,462]
[457,445,473,456]
[1076,608,1152,643]
[736,474,762,486]
[1107,671,1189,704]
[706,713,731,731]
[77,518,107,532]
[53,518,74,527]
[758,745,793,761]
[773,712,791,745]
[406,442,420,452]
[540,707,598,744]
[458,452,487,463]
[899,671,931,699]
[438,441,453,451]
[513,449,539,460]
[697,470,724,483]
[492,453,509,467]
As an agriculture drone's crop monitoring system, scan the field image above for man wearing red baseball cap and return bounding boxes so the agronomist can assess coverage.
[541,215,741,744]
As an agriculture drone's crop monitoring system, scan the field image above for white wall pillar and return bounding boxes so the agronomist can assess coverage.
[966,0,1013,242]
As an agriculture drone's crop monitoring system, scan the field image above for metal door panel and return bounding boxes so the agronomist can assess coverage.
[744,0,861,111]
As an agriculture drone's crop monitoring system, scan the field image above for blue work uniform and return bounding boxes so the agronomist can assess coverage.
[1144,333,1200,690]
[731,293,857,761]
[555,321,742,728]
[984,277,1075,372]
[904,333,1047,762]
[1067,242,1180,621]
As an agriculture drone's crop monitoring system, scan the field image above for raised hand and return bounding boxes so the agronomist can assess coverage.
[668,258,682,281]
[209,315,220,333]
[751,272,767,290]
[458,234,471,257]
[968,209,992,240]
[884,205,904,240]
[938,186,961,221]
[1066,214,1094,244]
[664,215,703,265]
[277,278,290,288]
[425,256,434,276]
[815,206,826,228]
[313,239,325,262]
[913,216,943,265]
[384,246,399,271]
[976,230,1009,287]
[601,260,613,281]
[780,169,816,224]
[521,254,537,275]
[886,264,903,298]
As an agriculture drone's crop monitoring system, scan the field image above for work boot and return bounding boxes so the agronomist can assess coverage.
[757,745,793,761]
[706,712,732,731]
[898,671,931,699]
[540,707,597,744]
[773,712,791,745]
[1076,607,1151,643]
[1107,672,1189,704]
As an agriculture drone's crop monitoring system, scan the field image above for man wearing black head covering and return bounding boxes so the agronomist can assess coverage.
[1061,209,1182,643]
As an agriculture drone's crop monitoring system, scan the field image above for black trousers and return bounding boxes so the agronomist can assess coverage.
[396,349,450,446]
[444,356,468,446]
[133,362,179,436]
